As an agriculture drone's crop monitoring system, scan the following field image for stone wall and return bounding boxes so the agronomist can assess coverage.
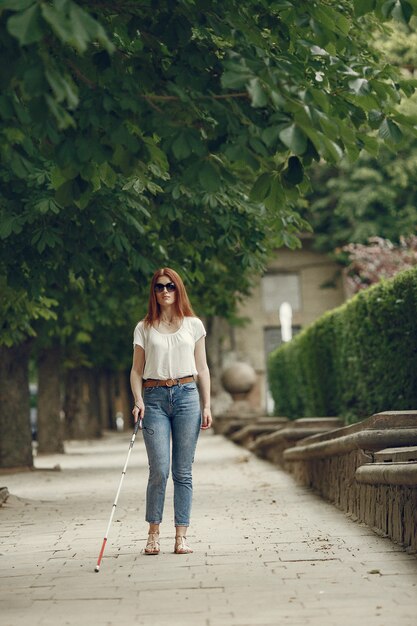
[222,410,417,554]
[283,411,417,553]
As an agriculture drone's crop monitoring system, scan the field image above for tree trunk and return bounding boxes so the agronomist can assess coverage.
[37,344,64,454]
[123,369,134,430]
[0,343,33,469]
[64,367,101,440]
[113,370,132,431]
[205,315,226,396]
[97,369,114,430]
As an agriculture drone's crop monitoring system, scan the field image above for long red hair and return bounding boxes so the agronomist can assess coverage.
[143,268,196,326]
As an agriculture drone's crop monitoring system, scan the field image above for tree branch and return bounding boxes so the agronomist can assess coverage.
[67,61,97,89]
[143,92,249,101]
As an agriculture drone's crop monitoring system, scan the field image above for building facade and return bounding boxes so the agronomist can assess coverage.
[215,238,346,414]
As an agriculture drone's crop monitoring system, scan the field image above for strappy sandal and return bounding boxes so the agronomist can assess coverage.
[144,531,160,555]
[174,535,193,554]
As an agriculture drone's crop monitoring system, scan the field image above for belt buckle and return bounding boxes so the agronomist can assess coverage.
[166,379,174,387]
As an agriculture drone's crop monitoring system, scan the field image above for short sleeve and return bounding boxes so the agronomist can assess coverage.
[133,321,146,349]
[192,317,206,342]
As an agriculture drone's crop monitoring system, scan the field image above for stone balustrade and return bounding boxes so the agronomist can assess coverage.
[283,411,417,553]
[219,408,417,553]
[249,417,343,465]
[230,417,288,447]
[221,416,287,439]
[0,487,9,506]
[355,445,417,552]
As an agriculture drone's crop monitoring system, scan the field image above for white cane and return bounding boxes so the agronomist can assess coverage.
[94,418,142,572]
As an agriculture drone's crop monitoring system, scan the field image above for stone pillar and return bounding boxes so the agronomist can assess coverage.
[213,361,262,435]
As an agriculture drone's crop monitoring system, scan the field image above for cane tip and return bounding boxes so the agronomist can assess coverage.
[94,565,100,573]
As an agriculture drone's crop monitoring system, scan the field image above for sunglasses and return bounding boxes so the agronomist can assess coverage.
[154,282,176,293]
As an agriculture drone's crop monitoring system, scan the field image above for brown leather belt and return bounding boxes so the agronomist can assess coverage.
[143,376,195,388]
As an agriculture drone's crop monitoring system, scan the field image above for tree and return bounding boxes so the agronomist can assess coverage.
[0,168,160,464]
[2,0,417,466]
[300,16,417,252]
[340,235,417,294]
[300,142,417,252]
[2,1,417,239]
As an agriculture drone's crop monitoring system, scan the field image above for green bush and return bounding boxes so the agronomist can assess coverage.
[268,267,417,423]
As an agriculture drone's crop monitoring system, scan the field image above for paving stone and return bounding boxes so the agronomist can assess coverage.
[1,430,417,625]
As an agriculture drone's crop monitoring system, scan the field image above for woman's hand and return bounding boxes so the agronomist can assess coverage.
[132,397,145,423]
[130,346,145,424]
[195,337,212,430]
[201,407,212,430]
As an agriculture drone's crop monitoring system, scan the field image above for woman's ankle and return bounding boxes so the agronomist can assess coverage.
[149,524,160,535]
[175,525,188,538]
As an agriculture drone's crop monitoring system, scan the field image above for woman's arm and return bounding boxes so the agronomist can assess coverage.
[194,337,212,429]
[130,345,145,422]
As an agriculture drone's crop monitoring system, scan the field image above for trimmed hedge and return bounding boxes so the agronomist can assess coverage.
[268,267,417,423]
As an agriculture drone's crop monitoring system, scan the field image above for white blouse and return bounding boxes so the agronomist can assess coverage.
[133,316,206,380]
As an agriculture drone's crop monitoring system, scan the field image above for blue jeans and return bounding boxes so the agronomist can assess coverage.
[142,382,201,527]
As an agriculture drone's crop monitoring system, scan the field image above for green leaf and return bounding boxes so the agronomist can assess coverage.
[170,130,205,161]
[69,3,114,54]
[55,180,75,206]
[171,132,191,160]
[41,5,73,46]
[353,0,376,16]
[0,0,36,10]
[381,0,396,18]
[0,217,16,239]
[344,142,361,163]
[221,61,253,89]
[10,150,34,177]
[41,3,114,54]
[7,4,43,45]
[45,94,75,129]
[348,78,370,96]
[398,79,416,98]
[279,124,307,155]
[314,6,350,35]
[34,199,60,215]
[321,135,344,163]
[308,88,330,114]
[99,162,117,188]
[315,111,339,138]
[45,68,78,108]
[31,228,61,253]
[261,126,282,148]
[198,161,221,193]
[0,95,14,120]
[345,92,380,112]
[302,139,320,166]
[248,78,268,108]
[248,137,268,157]
[392,0,413,22]
[360,134,380,156]
[50,165,77,189]
[143,137,171,171]
[378,118,403,143]
[368,110,384,129]
[250,173,272,201]
[264,175,284,210]
[2,127,25,144]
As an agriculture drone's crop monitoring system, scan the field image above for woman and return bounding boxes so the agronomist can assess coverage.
[130,268,212,555]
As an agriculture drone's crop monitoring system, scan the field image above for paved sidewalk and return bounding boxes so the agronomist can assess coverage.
[1,429,417,626]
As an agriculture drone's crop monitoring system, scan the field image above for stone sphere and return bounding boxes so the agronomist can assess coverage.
[221,362,257,395]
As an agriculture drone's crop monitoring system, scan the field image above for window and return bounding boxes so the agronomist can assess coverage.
[264,326,301,358]
[261,273,301,313]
